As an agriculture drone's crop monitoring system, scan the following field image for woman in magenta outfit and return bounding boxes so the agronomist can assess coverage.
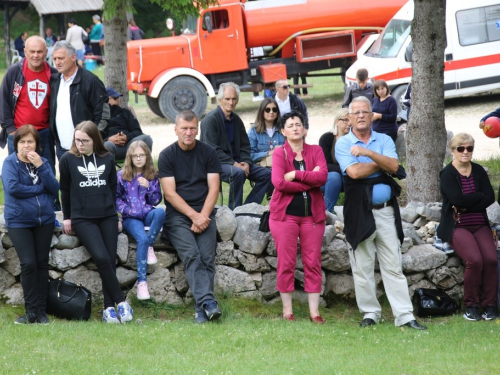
[269,111,328,324]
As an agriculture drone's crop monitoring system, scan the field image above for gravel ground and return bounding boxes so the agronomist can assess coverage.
[1,91,499,174]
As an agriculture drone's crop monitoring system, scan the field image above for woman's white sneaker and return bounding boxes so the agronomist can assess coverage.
[147,246,158,265]
[137,281,151,300]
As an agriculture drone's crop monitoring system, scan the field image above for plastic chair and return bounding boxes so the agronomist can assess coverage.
[10,41,21,65]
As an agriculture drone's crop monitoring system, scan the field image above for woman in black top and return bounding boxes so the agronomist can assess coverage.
[59,121,133,324]
[318,109,350,212]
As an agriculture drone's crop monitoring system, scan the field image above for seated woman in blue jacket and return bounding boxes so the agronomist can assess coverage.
[2,125,60,325]
[248,98,285,166]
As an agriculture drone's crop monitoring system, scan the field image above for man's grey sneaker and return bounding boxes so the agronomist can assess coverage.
[36,311,50,325]
[203,300,222,321]
[117,301,134,323]
[482,306,497,321]
[463,306,482,321]
[14,312,37,325]
[195,310,209,324]
[102,307,120,323]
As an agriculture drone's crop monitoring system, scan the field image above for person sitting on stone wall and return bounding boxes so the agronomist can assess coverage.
[104,87,153,159]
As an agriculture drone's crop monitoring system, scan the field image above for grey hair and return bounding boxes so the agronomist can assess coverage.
[217,82,240,100]
[53,41,76,57]
[93,15,101,21]
[275,79,288,89]
[349,96,372,113]
[175,110,198,125]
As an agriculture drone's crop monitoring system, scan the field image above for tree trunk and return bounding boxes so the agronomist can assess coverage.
[103,1,129,108]
[406,0,447,203]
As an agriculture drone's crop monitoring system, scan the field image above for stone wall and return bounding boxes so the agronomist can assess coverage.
[0,201,480,308]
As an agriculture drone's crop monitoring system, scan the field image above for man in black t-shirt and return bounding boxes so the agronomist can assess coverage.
[159,110,223,324]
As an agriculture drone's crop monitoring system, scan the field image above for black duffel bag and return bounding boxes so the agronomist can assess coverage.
[412,288,459,317]
[47,278,92,320]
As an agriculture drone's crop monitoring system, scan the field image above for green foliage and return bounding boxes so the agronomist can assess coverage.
[149,0,219,19]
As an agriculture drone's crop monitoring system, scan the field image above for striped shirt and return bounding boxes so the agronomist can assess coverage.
[456,172,486,228]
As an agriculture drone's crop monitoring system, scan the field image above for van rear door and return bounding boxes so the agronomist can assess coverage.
[448,3,500,96]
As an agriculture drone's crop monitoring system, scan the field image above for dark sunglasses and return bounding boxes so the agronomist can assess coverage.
[456,146,474,153]
[264,107,278,113]
[280,85,290,89]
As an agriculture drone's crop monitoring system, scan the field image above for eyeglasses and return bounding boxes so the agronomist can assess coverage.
[455,146,474,153]
[279,85,290,90]
[132,154,147,160]
[264,107,278,113]
[350,111,372,117]
[338,118,349,123]
[75,139,90,145]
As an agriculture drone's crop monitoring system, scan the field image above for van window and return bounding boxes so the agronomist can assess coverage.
[366,19,411,58]
[456,5,500,46]
[202,10,230,31]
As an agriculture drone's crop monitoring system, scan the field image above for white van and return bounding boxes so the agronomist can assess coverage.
[345,0,500,120]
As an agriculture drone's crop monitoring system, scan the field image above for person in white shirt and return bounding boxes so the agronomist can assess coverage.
[65,19,87,67]
[273,79,309,129]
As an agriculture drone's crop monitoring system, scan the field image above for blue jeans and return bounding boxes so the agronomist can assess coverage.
[321,171,343,213]
[220,163,271,210]
[8,128,55,175]
[105,134,153,160]
[123,208,166,282]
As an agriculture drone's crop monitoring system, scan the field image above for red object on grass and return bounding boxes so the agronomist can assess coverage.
[483,116,500,138]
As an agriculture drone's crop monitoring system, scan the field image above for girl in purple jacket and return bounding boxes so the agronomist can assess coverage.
[116,141,165,300]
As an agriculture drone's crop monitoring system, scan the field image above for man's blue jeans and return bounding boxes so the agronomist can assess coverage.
[220,163,271,210]
[123,208,165,282]
[321,171,343,213]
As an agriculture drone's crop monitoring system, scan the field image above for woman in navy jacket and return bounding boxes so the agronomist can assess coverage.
[2,125,59,324]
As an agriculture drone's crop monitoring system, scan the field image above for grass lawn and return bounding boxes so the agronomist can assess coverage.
[1,296,499,374]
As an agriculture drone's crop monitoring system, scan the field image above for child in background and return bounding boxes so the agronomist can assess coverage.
[116,141,165,300]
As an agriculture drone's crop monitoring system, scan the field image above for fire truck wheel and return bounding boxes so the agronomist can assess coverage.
[146,96,165,118]
[159,76,208,122]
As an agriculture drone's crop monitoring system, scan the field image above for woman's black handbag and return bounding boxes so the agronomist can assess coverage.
[47,278,92,320]
[412,288,459,317]
[259,210,270,232]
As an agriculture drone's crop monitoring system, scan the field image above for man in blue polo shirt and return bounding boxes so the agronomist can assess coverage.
[335,96,426,331]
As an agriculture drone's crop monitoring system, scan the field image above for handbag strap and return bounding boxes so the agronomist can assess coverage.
[57,279,81,303]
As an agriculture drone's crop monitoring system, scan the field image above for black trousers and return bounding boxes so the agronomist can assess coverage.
[9,223,55,313]
[72,216,124,308]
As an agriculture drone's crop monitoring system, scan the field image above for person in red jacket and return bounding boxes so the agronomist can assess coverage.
[269,111,328,324]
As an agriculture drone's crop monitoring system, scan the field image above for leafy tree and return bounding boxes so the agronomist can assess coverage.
[406,0,447,203]
[103,0,217,107]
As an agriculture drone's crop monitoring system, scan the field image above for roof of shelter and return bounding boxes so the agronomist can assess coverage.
[28,0,103,15]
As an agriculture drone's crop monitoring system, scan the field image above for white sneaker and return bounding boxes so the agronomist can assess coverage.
[137,281,151,300]
[252,95,264,102]
[147,246,158,265]
[117,301,133,323]
[102,307,120,323]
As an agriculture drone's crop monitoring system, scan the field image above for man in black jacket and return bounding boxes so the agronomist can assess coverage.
[200,82,271,210]
[49,41,109,160]
[104,87,152,159]
[273,79,309,129]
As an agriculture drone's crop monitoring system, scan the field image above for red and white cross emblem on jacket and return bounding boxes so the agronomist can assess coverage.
[27,79,47,109]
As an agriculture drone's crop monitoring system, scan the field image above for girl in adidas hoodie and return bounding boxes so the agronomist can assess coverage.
[116,140,165,300]
[59,121,133,323]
